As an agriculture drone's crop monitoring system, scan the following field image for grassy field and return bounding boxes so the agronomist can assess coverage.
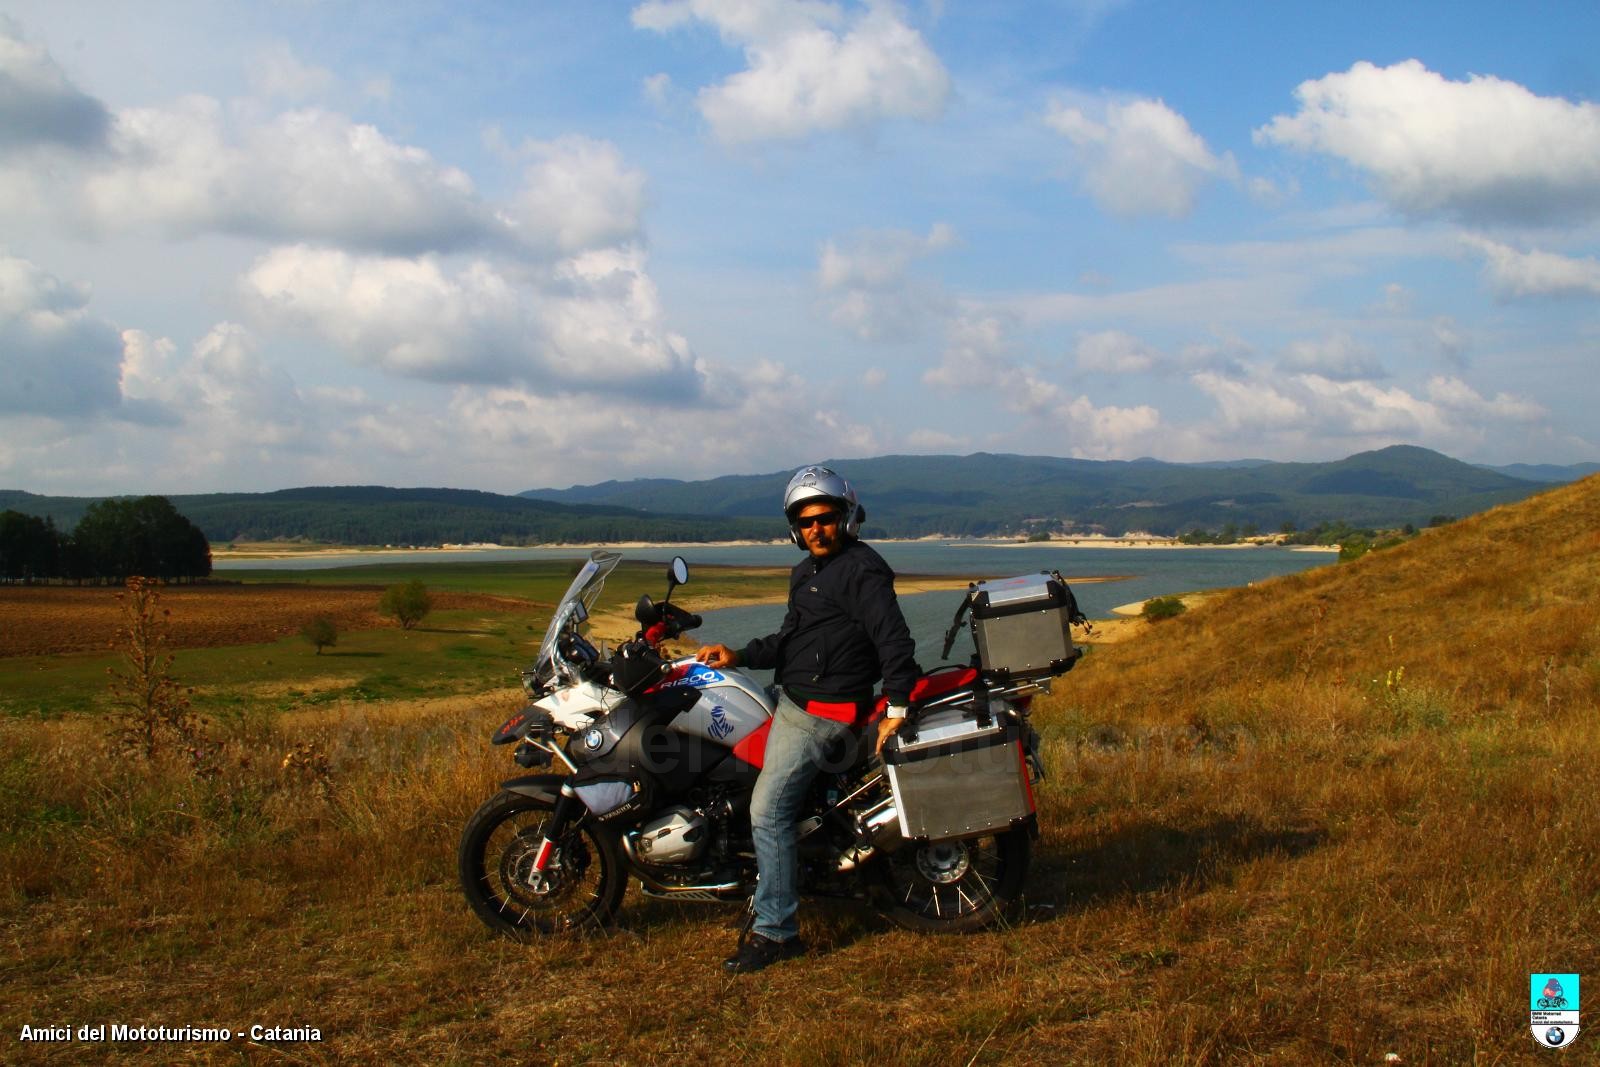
[3,482,1599,1063]
[0,559,786,720]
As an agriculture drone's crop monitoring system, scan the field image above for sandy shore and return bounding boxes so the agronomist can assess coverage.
[980,538,1339,552]
[214,538,1340,560]
[211,540,788,560]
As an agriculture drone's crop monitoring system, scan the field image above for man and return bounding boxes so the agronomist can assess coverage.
[696,465,921,975]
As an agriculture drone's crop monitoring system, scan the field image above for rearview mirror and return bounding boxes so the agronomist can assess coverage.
[664,556,689,603]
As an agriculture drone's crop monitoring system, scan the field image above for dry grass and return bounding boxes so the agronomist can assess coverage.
[4,478,1600,1063]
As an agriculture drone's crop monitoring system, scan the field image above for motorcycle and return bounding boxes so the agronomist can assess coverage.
[458,551,1069,938]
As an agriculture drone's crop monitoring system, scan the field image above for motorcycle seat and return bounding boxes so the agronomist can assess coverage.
[868,665,980,722]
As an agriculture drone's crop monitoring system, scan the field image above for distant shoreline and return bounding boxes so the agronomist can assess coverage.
[213,537,1340,560]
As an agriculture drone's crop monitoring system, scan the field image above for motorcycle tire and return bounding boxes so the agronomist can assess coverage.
[877,827,1030,933]
[458,790,626,939]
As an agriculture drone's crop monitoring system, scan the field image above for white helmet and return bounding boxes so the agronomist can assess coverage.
[783,465,864,545]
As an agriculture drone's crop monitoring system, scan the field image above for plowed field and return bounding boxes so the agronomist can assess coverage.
[0,583,535,658]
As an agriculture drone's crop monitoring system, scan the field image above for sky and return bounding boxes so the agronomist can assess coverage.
[2,0,1598,495]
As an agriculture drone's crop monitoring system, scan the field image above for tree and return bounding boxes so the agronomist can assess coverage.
[301,616,338,654]
[380,580,432,629]
[70,496,211,580]
[0,510,61,580]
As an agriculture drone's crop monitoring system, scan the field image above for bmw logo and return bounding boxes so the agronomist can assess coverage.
[582,727,604,750]
[1546,1026,1566,1047]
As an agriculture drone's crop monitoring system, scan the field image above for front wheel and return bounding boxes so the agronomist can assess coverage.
[458,790,626,938]
[877,828,1030,933]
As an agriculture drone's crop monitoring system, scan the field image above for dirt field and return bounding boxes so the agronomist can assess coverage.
[0,583,536,658]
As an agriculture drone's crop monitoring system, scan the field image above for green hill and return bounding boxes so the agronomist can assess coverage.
[0,486,775,546]
[523,445,1543,537]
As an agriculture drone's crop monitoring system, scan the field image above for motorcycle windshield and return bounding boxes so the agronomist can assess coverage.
[534,550,623,670]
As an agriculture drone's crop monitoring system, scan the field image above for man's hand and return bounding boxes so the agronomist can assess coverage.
[874,715,907,756]
[696,643,738,669]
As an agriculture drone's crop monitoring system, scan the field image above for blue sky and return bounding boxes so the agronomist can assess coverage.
[2,1,1597,494]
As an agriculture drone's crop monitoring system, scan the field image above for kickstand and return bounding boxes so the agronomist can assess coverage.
[734,897,756,947]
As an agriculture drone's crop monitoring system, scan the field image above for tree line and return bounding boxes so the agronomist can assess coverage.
[0,496,211,582]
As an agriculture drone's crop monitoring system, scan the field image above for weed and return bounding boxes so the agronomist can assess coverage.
[105,577,220,777]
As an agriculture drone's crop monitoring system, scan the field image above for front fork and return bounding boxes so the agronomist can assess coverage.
[530,782,584,876]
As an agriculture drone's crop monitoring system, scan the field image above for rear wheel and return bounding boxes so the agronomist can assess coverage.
[458,790,626,938]
[877,828,1030,933]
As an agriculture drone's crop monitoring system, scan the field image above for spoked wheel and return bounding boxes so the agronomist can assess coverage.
[878,828,1030,932]
[458,790,626,938]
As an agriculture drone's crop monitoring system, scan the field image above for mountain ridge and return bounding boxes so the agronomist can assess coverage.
[1,446,1571,545]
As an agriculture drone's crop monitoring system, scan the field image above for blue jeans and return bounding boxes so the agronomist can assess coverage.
[748,692,856,943]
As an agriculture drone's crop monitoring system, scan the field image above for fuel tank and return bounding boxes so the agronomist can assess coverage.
[654,659,774,765]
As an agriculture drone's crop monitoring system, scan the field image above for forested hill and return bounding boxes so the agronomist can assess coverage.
[0,486,778,546]
[1,446,1562,545]
[523,445,1550,538]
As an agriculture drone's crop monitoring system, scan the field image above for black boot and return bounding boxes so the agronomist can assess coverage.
[722,933,806,975]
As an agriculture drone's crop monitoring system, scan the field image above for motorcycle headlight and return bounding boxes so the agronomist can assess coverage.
[513,741,550,769]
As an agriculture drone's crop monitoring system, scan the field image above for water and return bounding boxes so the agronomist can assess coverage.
[674,543,1330,671]
[220,541,1331,673]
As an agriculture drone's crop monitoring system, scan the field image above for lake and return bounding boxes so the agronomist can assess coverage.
[218,541,1332,673]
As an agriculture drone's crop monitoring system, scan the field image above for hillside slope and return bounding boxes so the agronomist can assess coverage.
[1011,473,1600,1057]
[1061,471,1600,711]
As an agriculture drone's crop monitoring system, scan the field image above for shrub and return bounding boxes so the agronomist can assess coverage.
[380,580,432,630]
[1142,595,1187,621]
[301,616,338,654]
[1339,537,1371,562]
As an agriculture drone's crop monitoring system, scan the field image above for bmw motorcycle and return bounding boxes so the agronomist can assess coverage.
[457,551,1058,938]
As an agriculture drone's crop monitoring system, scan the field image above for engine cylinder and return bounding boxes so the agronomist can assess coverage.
[627,805,708,866]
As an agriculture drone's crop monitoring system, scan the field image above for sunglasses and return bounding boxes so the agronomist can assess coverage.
[794,511,842,530]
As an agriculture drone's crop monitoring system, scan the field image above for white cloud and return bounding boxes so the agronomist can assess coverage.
[642,72,674,107]
[449,355,882,483]
[1460,235,1600,299]
[1431,316,1467,367]
[241,244,702,397]
[0,16,110,150]
[71,102,495,254]
[1074,329,1159,374]
[189,323,304,429]
[1191,371,1306,433]
[1279,332,1386,381]
[905,427,968,451]
[0,255,124,416]
[817,222,954,341]
[250,42,335,101]
[1257,60,1600,224]
[1045,95,1237,218]
[923,313,1161,456]
[922,313,1012,390]
[501,136,648,256]
[1378,283,1412,314]
[632,0,950,143]
[2,29,645,260]
[1190,365,1544,452]
[862,366,886,388]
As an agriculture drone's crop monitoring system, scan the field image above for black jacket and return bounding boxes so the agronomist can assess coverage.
[740,538,921,705]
